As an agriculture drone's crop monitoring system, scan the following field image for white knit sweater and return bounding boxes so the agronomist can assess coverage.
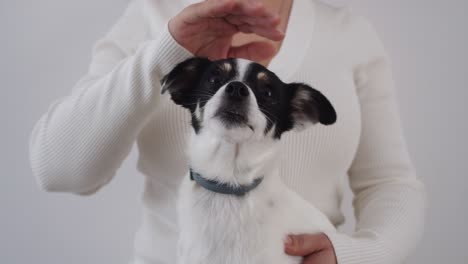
[29,0,425,263]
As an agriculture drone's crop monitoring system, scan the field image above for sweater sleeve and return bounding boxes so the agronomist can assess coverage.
[325,17,426,263]
[29,0,193,195]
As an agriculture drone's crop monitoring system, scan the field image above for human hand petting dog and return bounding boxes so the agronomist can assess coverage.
[285,233,338,264]
[169,0,284,62]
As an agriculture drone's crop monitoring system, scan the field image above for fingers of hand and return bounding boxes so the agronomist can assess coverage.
[188,0,283,40]
[228,41,276,61]
[284,233,330,256]
[238,24,284,40]
[205,18,238,35]
[192,0,265,19]
[217,0,269,17]
[224,14,280,27]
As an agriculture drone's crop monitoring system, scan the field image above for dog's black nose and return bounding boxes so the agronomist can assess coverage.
[225,81,249,99]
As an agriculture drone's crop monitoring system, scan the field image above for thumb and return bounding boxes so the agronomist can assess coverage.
[284,234,327,256]
[227,42,276,63]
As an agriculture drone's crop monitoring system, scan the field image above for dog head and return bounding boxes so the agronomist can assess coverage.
[162,58,336,143]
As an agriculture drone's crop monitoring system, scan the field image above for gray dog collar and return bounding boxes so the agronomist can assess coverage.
[190,169,263,196]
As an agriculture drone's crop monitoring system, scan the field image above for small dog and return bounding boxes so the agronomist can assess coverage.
[162,57,337,264]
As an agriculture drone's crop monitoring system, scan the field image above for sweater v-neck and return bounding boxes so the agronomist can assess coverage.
[268,0,315,81]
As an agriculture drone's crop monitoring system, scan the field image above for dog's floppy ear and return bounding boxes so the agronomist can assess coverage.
[288,83,337,130]
[161,57,212,110]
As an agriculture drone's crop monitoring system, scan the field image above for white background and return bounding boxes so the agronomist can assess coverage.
[1,0,467,263]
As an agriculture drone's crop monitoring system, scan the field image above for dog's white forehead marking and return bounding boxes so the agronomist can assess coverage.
[194,101,202,120]
[236,59,251,81]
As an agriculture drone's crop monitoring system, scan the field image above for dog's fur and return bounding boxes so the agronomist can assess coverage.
[162,58,337,264]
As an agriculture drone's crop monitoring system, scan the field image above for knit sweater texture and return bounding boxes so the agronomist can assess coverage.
[29,0,426,263]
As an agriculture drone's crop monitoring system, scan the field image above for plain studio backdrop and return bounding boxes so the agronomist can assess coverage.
[1,0,466,263]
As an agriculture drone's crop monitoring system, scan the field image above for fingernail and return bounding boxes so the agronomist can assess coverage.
[284,236,293,246]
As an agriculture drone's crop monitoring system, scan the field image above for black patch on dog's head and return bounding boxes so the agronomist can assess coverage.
[161,57,237,133]
[242,64,336,138]
[162,57,337,137]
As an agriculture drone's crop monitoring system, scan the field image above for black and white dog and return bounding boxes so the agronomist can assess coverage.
[162,57,337,264]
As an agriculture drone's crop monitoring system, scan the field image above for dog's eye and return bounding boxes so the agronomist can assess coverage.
[210,76,222,86]
[213,68,222,76]
[263,85,273,97]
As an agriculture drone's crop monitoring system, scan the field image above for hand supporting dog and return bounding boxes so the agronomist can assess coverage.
[285,233,338,264]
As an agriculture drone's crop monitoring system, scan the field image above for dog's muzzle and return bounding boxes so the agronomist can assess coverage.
[215,82,250,126]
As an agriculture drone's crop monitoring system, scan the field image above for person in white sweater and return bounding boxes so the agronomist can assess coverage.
[29,0,426,263]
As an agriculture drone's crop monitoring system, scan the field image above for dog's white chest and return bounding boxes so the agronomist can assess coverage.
[176,177,335,264]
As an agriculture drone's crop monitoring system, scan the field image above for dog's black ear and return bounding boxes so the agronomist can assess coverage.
[161,57,212,110]
[288,83,337,129]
